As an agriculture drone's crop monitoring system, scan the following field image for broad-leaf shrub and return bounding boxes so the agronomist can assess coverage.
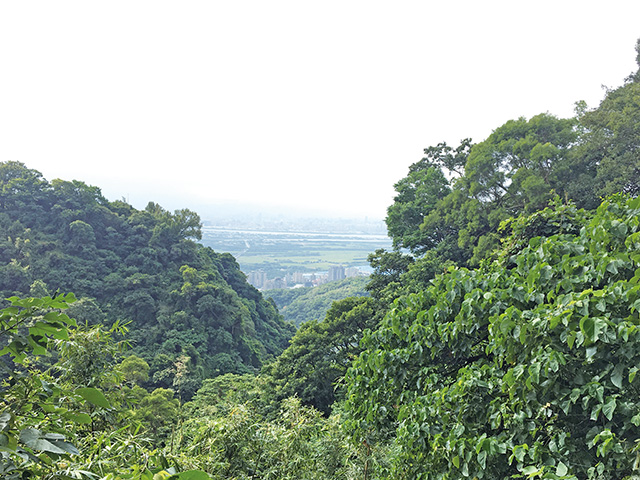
[0,295,211,479]
[0,294,89,478]
[346,195,640,479]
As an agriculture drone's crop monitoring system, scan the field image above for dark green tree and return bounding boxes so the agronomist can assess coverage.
[572,42,640,201]
[267,296,380,415]
[119,354,150,386]
[385,157,453,254]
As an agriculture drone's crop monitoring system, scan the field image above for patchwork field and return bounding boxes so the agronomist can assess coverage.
[200,227,392,276]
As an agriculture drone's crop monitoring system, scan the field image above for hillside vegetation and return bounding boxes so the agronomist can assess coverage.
[0,165,294,398]
[265,276,369,325]
[1,38,639,480]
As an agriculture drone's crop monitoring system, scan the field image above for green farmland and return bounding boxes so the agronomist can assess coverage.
[201,227,391,277]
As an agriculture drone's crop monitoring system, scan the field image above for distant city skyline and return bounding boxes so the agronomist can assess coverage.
[248,264,365,290]
[2,2,640,219]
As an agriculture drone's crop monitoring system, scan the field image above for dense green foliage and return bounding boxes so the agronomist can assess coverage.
[347,196,640,479]
[0,162,294,397]
[571,70,640,202]
[265,276,369,326]
[343,39,640,479]
[177,380,375,479]
[0,294,156,479]
[385,113,578,267]
[0,294,376,479]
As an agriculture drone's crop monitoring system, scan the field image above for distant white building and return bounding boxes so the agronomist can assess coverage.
[345,267,362,277]
[248,270,267,289]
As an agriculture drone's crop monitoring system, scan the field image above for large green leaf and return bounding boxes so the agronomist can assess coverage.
[0,412,12,431]
[611,364,624,389]
[556,462,568,476]
[18,428,79,455]
[580,317,606,343]
[65,412,92,424]
[602,397,617,421]
[76,387,111,409]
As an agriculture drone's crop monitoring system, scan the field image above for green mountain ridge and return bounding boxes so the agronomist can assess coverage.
[0,162,295,397]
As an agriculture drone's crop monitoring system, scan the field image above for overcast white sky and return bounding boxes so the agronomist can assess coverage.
[2,1,639,220]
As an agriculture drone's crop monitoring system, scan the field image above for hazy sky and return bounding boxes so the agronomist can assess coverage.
[2,2,639,220]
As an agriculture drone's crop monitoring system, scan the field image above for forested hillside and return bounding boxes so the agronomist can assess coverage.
[1,38,639,480]
[265,276,368,325]
[0,162,295,398]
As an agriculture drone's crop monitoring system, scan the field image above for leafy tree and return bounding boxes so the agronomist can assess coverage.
[67,220,96,251]
[0,161,51,229]
[132,388,180,439]
[267,296,380,415]
[54,321,129,389]
[385,155,454,254]
[190,373,266,417]
[346,195,640,479]
[365,249,414,302]
[119,354,150,386]
[177,395,369,480]
[438,113,576,264]
[377,113,578,316]
[571,41,640,202]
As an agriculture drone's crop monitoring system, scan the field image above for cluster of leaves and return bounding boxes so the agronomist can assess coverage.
[346,195,640,479]
[0,292,382,479]
[0,162,295,398]
[0,293,221,479]
[384,113,578,269]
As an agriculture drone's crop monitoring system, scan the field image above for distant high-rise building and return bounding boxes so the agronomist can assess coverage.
[248,270,267,289]
[328,265,346,282]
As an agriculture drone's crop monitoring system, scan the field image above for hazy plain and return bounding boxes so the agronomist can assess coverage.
[201,226,392,277]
